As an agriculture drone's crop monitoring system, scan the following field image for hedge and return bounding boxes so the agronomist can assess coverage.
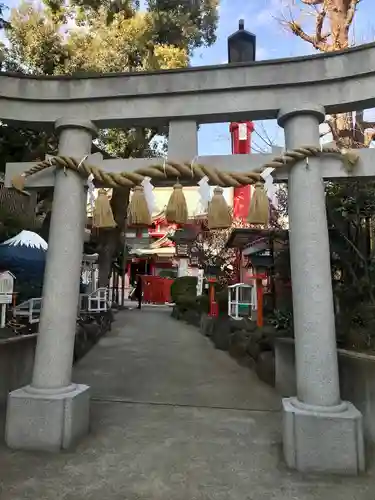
[171,276,228,315]
[170,276,198,304]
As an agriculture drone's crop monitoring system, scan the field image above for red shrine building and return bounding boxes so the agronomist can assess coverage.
[124,187,207,285]
[124,121,256,285]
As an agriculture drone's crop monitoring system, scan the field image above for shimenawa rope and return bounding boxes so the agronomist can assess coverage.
[11,145,359,229]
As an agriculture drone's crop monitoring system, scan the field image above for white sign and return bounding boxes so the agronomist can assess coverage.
[238,123,247,141]
[0,294,12,304]
[178,258,189,277]
[196,269,204,296]
[0,271,14,295]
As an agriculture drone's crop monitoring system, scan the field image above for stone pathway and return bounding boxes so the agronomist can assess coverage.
[0,309,374,499]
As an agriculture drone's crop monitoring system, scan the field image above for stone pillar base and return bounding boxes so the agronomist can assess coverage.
[5,384,90,452]
[283,397,365,475]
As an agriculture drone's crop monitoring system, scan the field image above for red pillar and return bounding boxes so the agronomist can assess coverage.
[230,121,254,220]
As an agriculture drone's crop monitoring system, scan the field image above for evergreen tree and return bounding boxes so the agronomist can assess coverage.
[0,0,219,283]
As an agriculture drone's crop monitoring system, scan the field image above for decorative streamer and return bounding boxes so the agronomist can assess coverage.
[141,176,156,215]
[87,173,96,212]
[260,167,278,209]
[197,175,211,214]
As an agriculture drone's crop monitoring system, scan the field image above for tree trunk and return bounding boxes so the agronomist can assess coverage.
[97,187,130,287]
[327,0,351,50]
[333,112,353,148]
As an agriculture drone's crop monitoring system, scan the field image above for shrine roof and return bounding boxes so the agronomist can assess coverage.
[226,228,288,250]
[149,233,174,249]
[168,224,201,243]
[130,247,175,257]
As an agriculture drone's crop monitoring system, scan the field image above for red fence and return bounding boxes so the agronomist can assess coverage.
[141,276,173,304]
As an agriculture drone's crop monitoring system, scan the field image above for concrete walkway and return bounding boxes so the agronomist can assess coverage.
[0,309,375,499]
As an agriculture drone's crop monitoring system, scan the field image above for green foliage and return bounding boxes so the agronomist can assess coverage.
[0,125,57,173]
[276,177,375,348]
[170,276,197,304]
[0,187,42,242]
[40,0,218,51]
[15,280,43,303]
[196,293,209,313]
[175,295,199,311]
[215,287,228,314]
[269,309,293,332]
[326,180,375,310]
[158,268,177,279]
[6,0,218,76]
[171,277,228,315]
[3,0,219,161]
[0,211,36,242]
[174,293,209,314]
[146,0,218,52]
[0,0,218,266]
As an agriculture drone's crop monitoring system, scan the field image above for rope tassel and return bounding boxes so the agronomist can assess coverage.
[11,173,31,197]
[166,183,188,224]
[93,189,117,229]
[10,146,360,221]
[248,182,269,225]
[207,187,232,230]
[128,186,152,227]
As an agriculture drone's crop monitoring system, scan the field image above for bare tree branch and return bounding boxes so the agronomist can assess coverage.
[253,124,274,149]
[360,121,375,130]
[346,0,361,27]
[316,4,330,43]
[257,121,277,147]
[326,115,339,141]
[287,16,331,51]
[251,140,267,154]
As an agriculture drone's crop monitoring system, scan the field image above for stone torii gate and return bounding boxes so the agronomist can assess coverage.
[4,41,375,474]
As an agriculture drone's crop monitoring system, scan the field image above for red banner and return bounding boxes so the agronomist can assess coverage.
[230,121,254,220]
[233,185,251,220]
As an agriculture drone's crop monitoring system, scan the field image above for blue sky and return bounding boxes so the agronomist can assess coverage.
[2,0,374,156]
[193,0,374,156]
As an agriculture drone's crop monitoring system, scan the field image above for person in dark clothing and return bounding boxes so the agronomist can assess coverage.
[134,275,143,309]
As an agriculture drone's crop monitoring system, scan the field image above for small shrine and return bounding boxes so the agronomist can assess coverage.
[124,185,208,283]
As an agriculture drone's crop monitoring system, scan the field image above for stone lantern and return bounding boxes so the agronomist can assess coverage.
[227,19,256,64]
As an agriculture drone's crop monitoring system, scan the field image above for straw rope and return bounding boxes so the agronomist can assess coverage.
[11,145,359,191]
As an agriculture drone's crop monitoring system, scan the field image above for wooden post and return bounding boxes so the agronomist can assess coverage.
[256,278,263,328]
[1,303,6,328]
[208,279,218,317]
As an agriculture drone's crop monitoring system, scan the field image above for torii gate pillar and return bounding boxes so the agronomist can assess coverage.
[5,118,97,452]
[278,105,365,474]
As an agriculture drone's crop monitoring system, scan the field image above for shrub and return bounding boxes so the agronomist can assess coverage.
[196,293,209,313]
[171,278,228,316]
[158,269,177,279]
[15,280,43,304]
[216,287,228,314]
[269,309,293,332]
[170,276,198,304]
[176,296,200,311]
